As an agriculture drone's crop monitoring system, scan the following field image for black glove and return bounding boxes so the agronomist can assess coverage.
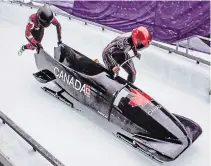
[36,43,43,53]
[136,53,141,60]
[57,40,62,46]
[132,48,141,60]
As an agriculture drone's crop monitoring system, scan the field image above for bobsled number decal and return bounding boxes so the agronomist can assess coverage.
[129,88,152,107]
[148,105,162,116]
[54,67,90,97]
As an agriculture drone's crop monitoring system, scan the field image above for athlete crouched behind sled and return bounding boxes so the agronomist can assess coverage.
[18,4,62,56]
[102,26,152,83]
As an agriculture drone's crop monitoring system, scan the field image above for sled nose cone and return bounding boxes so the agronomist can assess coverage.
[117,87,202,162]
[132,114,202,162]
[132,134,189,162]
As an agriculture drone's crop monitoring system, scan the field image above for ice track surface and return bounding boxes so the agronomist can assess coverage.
[0,2,210,166]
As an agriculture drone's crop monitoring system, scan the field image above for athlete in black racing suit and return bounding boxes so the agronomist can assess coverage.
[18,4,62,56]
[102,26,152,83]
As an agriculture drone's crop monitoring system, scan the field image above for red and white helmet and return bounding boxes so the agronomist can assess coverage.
[132,26,152,49]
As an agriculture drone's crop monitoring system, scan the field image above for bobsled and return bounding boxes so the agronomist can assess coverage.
[33,43,202,163]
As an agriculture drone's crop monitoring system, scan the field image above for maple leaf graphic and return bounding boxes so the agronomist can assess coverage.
[129,88,152,107]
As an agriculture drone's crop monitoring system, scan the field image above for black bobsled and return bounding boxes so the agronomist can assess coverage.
[33,44,202,163]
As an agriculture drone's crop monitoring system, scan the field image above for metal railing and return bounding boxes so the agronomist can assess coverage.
[0,111,65,166]
[2,0,211,66]
[152,41,210,66]
[0,150,14,166]
[174,35,210,54]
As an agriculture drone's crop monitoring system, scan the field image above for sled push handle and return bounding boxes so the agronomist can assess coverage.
[113,55,136,78]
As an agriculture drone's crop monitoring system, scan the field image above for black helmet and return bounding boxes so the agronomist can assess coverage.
[37,4,53,27]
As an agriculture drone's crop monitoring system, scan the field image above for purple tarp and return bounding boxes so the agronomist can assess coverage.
[36,1,210,44]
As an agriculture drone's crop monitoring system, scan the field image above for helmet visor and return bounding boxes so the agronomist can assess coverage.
[135,40,149,50]
[39,17,51,27]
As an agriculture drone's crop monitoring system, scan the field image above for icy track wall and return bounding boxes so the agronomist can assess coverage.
[0,1,210,102]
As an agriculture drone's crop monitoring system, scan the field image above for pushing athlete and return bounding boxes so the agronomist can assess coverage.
[18,4,62,56]
[102,26,152,83]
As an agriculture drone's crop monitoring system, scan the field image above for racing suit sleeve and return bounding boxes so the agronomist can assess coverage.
[25,16,38,47]
[51,17,62,42]
[105,48,118,69]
